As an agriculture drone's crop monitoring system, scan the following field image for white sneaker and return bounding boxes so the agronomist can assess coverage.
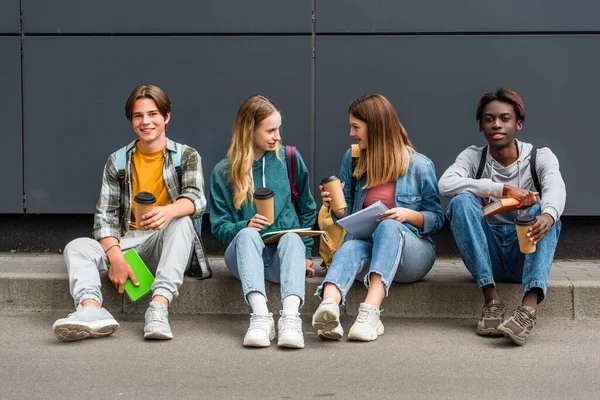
[312,299,343,340]
[52,305,119,342]
[144,301,173,340]
[243,313,275,347]
[277,311,305,349]
[347,303,384,342]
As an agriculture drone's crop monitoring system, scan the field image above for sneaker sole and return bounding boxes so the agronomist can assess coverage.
[277,338,305,349]
[312,310,340,332]
[475,327,504,337]
[348,322,384,342]
[243,330,276,348]
[53,321,119,342]
[318,329,343,340]
[144,331,174,340]
[497,325,526,346]
[243,338,273,347]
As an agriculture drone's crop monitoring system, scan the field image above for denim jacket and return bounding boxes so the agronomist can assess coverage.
[335,148,445,245]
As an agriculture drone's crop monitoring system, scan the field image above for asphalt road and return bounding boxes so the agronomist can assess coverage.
[2,312,600,399]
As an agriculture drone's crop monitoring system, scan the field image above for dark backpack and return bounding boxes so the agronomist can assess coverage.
[285,145,300,207]
[475,146,542,198]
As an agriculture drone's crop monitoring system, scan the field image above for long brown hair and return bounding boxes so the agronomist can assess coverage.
[227,95,281,209]
[349,94,414,188]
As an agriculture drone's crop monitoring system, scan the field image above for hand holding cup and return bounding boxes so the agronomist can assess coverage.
[248,213,271,231]
[320,176,347,212]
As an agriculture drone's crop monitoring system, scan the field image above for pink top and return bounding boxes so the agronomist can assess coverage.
[363,182,395,209]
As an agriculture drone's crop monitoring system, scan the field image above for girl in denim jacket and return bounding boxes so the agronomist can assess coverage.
[313,94,444,341]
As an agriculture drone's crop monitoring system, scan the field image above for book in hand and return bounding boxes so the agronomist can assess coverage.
[336,200,389,241]
[261,228,325,244]
[482,196,537,217]
[107,248,155,302]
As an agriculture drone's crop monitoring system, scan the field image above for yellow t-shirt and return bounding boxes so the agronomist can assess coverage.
[130,142,171,230]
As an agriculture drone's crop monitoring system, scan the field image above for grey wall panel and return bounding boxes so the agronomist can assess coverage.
[24,0,311,33]
[316,35,600,216]
[317,0,600,33]
[0,0,20,33]
[0,38,23,213]
[23,36,311,213]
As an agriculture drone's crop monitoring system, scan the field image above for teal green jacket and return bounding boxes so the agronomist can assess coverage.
[210,147,317,258]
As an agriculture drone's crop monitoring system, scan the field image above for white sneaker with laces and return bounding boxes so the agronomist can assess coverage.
[52,305,119,342]
[312,299,343,340]
[243,313,275,347]
[277,311,305,349]
[347,303,384,341]
[144,301,173,340]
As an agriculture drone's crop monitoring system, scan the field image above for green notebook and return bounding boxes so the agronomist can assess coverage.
[108,248,155,302]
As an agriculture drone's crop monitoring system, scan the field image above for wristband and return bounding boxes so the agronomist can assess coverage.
[104,243,121,254]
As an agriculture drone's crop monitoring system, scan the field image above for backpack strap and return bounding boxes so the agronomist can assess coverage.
[115,146,127,181]
[116,144,183,187]
[285,145,299,207]
[171,144,183,188]
[349,144,360,207]
[475,146,487,179]
[530,147,542,199]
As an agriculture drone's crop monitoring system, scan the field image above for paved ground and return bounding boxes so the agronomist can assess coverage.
[2,311,600,399]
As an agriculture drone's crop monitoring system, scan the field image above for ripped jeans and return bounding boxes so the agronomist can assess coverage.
[315,219,436,306]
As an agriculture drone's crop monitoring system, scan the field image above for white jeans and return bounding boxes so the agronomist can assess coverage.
[63,217,195,307]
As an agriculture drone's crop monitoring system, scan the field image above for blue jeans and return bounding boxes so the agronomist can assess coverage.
[446,193,561,303]
[316,219,436,306]
[224,228,306,307]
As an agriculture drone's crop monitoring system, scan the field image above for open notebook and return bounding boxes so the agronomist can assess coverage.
[336,201,388,240]
[261,228,325,244]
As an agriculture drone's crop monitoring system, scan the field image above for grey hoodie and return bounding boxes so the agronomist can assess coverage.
[438,140,566,225]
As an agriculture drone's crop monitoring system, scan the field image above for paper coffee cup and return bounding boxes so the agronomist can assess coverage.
[253,188,275,224]
[134,192,156,231]
[515,214,536,254]
[320,175,347,212]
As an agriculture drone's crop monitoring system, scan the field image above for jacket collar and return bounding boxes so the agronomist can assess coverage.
[124,137,177,154]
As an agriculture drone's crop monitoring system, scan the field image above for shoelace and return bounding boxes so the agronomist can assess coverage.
[249,315,272,331]
[513,308,534,328]
[356,308,378,324]
[483,304,504,318]
[148,308,166,323]
[280,315,301,331]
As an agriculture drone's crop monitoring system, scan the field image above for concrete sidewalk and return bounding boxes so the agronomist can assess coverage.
[1,253,599,319]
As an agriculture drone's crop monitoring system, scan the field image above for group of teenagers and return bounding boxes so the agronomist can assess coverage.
[52,84,566,348]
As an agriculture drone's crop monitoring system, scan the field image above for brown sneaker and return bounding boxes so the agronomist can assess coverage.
[497,306,537,346]
[475,299,505,336]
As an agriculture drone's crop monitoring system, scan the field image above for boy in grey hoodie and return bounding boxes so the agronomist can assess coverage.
[438,88,566,345]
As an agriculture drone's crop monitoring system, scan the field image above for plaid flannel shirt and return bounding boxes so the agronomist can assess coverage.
[93,138,211,278]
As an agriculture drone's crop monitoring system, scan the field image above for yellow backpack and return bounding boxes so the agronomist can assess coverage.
[318,144,360,269]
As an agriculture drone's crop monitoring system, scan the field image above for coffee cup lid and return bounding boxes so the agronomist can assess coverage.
[134,192,156,204]
[514,214,536,225]
[320,175,340,185]
[253,187,274,200]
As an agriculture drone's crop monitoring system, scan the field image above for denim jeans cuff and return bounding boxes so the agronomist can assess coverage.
[152,288,175,304]
[316,280,347,307]
[522,281,547,303]
[243,288,268,306]
[476,277,495,288]
[363,270,390,297]
[75,291,103,308]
